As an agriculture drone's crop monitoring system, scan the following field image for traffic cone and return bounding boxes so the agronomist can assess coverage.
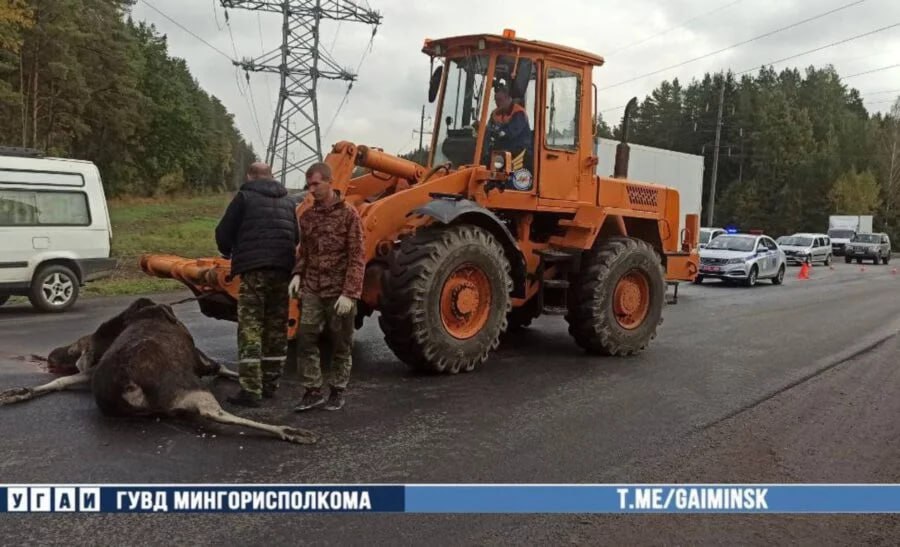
[892,268,897,275]
[860,266,866,273]
[798,262,810,280]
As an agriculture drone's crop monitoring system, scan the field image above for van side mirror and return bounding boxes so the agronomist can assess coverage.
[428,66,443,103]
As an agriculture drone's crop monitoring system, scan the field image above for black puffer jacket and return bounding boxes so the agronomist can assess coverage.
[215,179,298,277]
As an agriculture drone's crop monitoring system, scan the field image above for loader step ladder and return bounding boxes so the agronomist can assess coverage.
[535,247,581,316]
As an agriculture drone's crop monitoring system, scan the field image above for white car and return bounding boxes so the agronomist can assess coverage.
[699,227,727,249]
[776,233,832,266]
[696,234,786,287]
[0,147,115,312]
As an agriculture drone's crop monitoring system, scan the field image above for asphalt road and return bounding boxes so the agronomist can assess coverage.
[1,260,899,544]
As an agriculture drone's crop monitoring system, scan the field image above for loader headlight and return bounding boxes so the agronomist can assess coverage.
[492,154,505,171]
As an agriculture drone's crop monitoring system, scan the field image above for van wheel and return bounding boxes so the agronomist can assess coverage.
[884,256,891,265]
[824,254,832,266]
[29,265,80,312]
[845,256,852,264]
[0,294,8,307]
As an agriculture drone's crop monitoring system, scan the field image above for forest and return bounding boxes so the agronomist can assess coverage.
[0,0,255,197]
[2,1,898,240]
[596,67,900,240]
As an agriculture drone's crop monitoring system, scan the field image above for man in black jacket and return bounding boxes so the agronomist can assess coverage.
[215,162,299,407]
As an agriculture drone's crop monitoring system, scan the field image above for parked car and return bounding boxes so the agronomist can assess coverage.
[696,233,786,287]
[775,233,832,266]
[699,227,727,249]
[0,147,115,312]
[844,233,892,265]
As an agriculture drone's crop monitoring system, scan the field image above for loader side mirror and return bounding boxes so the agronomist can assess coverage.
[428,66,443,103]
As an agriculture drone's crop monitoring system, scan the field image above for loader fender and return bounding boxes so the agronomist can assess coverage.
[411,198,526,297]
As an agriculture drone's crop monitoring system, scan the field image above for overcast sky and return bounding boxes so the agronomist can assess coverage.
[131,0,900,182]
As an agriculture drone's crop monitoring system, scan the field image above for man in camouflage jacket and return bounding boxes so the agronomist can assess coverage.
[289,162,365,411]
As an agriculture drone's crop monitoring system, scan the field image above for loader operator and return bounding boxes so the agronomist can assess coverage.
[289,162,365,412]
[487,84,533,175]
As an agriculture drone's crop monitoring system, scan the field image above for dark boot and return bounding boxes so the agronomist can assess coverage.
[293,388,326,412]
[227,389,261,408]
[323,387,345,411]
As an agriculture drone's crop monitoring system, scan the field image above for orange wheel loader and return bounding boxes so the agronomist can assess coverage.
[141,29,699,374]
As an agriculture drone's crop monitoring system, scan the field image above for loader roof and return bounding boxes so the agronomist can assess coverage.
[422,29,605,67]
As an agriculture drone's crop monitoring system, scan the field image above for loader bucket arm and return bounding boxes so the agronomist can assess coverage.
[139,254,242,322]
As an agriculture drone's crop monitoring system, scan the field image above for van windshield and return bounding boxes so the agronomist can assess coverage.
[828,229,855,239]
[779,236,813,247]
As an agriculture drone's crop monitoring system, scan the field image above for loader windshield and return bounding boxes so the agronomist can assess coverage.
[432,54,490,167]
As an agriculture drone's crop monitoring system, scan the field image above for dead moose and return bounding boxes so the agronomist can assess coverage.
[0,297,316,444]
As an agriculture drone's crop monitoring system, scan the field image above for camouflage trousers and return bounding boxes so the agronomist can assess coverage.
[297,292,356,390]
[237,269,290,398]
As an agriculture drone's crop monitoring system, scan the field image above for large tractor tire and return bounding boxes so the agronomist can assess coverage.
[379,224,512,374]
[566,237,666,356]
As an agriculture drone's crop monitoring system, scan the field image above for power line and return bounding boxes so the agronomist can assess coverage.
[256,12,276,125]
[212,0,224,31]
[323,29,378,141]
[606,0,744,57]
[600,0,868,91]
[223,9,241,61]
[736,22,900,75]
[863,88,900,97]
[244,73,267,146]
[845,63,900,79]
[140,0,234,62]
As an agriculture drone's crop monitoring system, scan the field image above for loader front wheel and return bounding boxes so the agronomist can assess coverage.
[379,224,512,374]
[566,237,666,356]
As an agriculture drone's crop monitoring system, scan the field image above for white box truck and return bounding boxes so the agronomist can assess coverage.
[595,138,704,302]
[828,215,874,256]
[595,138,704,236]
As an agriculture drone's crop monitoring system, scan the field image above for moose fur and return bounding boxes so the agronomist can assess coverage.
[0,298,316,444]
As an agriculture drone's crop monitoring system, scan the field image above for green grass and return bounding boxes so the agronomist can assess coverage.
[86,194,232,297]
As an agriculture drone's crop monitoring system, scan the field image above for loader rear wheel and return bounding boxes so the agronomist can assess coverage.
[379,224,511,374]
[566,237,665,356]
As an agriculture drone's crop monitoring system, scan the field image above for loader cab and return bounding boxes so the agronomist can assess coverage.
[424,30,600,202]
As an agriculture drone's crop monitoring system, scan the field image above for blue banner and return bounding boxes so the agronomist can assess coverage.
[5,485,900,514]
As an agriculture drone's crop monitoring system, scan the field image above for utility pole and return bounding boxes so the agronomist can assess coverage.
[706,78,726,226]
[418,104,425,153]
[221,1,381,185]
[411,104,432,161]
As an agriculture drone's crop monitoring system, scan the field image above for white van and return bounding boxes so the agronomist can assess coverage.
[0,147,115,311]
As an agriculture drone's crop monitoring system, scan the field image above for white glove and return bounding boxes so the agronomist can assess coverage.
[288,275,301,298]
[334,295,354,316]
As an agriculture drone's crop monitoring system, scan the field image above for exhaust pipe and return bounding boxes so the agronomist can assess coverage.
[613,97,638,179]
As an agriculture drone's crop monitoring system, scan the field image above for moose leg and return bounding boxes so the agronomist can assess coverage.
[173,390,317,444]
[0,372,92,406]
[194,349,239,381]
